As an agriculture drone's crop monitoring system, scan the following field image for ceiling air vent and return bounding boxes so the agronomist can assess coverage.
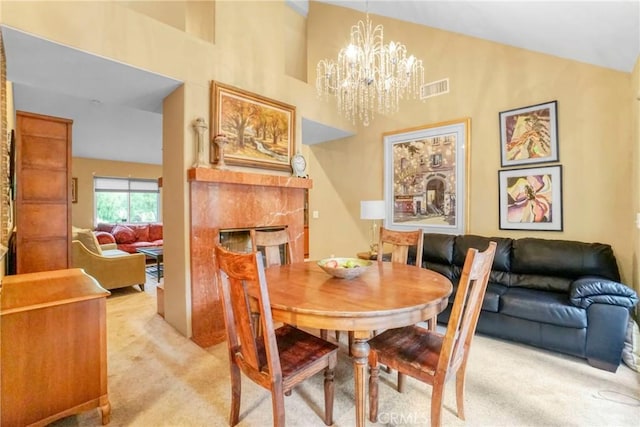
[420,78,449,100]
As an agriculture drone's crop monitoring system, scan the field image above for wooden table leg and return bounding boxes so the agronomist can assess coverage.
[351,331,370,427]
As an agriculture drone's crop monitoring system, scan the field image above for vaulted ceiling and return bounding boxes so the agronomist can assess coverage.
[4,1,639,165]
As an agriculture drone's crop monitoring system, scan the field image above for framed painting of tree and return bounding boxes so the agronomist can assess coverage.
[383,118,470,235]
[210,81,295,172]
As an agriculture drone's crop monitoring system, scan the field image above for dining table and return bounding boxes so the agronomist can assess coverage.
[262,260,453,427]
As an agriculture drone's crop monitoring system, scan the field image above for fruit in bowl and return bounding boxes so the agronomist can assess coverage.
[317,257,373,279]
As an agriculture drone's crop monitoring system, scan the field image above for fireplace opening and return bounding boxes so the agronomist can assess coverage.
[219,226,287,259]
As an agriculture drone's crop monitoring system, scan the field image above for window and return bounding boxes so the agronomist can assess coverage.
[94,177,160,224]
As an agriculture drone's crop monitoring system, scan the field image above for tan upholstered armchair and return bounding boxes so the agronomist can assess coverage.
[71,237,147,291]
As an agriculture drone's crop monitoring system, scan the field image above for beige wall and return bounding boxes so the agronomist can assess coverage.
[71,157,162,229]
[307,3,637,287]
[2,0,638,335]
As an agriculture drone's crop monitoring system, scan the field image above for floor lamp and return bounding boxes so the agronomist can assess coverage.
[360,200,386,255]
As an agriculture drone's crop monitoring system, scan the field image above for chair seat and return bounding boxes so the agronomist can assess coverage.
[272,325,339,379]
[368,325,443,378]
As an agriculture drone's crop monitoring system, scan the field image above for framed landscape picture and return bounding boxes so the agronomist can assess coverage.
[499,100,558,167]
[383,118,470,235]
[210,81,295,172]
[498,165,562,231]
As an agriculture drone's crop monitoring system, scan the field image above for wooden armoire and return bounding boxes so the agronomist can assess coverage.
[15,111,73,274]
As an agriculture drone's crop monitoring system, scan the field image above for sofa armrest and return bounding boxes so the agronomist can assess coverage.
[570,277,638,309]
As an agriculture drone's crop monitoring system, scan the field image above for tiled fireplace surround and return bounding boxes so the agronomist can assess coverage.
[188,167,312,346]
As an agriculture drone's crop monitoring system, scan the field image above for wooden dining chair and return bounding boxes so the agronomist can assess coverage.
[249,228,294,336]
[367,241,497,427]
[250,228,293,268]
[214,244,339,427]
[376,226,424,266]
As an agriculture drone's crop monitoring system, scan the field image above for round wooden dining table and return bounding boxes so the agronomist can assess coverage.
[263,260,453,427]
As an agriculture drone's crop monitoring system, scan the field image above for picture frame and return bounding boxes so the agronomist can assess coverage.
[499,100,558,167]
[383,118,470,235]
[210,81,295,172]
[498,165,563,231]
[71,177,78,203]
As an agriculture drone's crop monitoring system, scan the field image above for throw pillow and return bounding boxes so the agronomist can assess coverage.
[622,318,640,372]
[94,231,116,245]
[112,225,136,244]
[132,224,150,242]
[149,223,163,241]
[73,228,102,255]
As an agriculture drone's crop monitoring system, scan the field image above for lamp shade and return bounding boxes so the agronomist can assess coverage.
[360,200,386,220]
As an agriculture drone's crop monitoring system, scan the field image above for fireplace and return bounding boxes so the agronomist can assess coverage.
[188,167,312,346]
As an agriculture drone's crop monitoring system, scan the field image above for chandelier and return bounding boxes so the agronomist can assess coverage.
[316,10,425,126]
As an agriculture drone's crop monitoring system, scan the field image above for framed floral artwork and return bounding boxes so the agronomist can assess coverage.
[499,100,558,167]
[498,165,563,231]
[383,118,470,235]
[209,81,295,172]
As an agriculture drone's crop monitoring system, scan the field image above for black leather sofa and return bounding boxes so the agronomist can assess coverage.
[415,234,638,372]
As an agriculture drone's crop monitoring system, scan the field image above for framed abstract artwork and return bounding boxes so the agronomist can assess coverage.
[383,118,470,235]
[498,165,563,231]
[210,81,295,172]
[499,100,558,167]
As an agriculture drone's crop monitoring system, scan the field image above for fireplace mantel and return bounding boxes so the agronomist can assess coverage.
[188,167,311,346]
[188,167,312,189]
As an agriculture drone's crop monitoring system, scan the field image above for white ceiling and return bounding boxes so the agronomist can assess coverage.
[314,0,640,73]
[3,1,639,164]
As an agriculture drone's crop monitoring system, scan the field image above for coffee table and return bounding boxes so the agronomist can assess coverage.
[136,247,163,281]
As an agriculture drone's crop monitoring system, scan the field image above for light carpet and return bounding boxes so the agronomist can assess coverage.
[51,281,639,427]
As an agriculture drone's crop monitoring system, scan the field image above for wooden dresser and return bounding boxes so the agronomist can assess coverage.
[1,268,111,426]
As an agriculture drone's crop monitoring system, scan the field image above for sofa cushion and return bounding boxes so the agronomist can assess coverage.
[113,225,136,244]
[483,283,508,312]
[72,227,102,255]
[453,235,513,287]
[511,238,620,282]
[118,241,163,254]
[149,223,163,242]
[501,288,587,329]
[448,282,506,313]
[102,248,131,257]
[423,233,455,265]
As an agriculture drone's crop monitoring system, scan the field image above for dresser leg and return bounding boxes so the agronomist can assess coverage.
[100,396,111,424]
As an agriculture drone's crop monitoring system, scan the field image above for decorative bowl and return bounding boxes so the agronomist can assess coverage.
[317,257,373,279]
